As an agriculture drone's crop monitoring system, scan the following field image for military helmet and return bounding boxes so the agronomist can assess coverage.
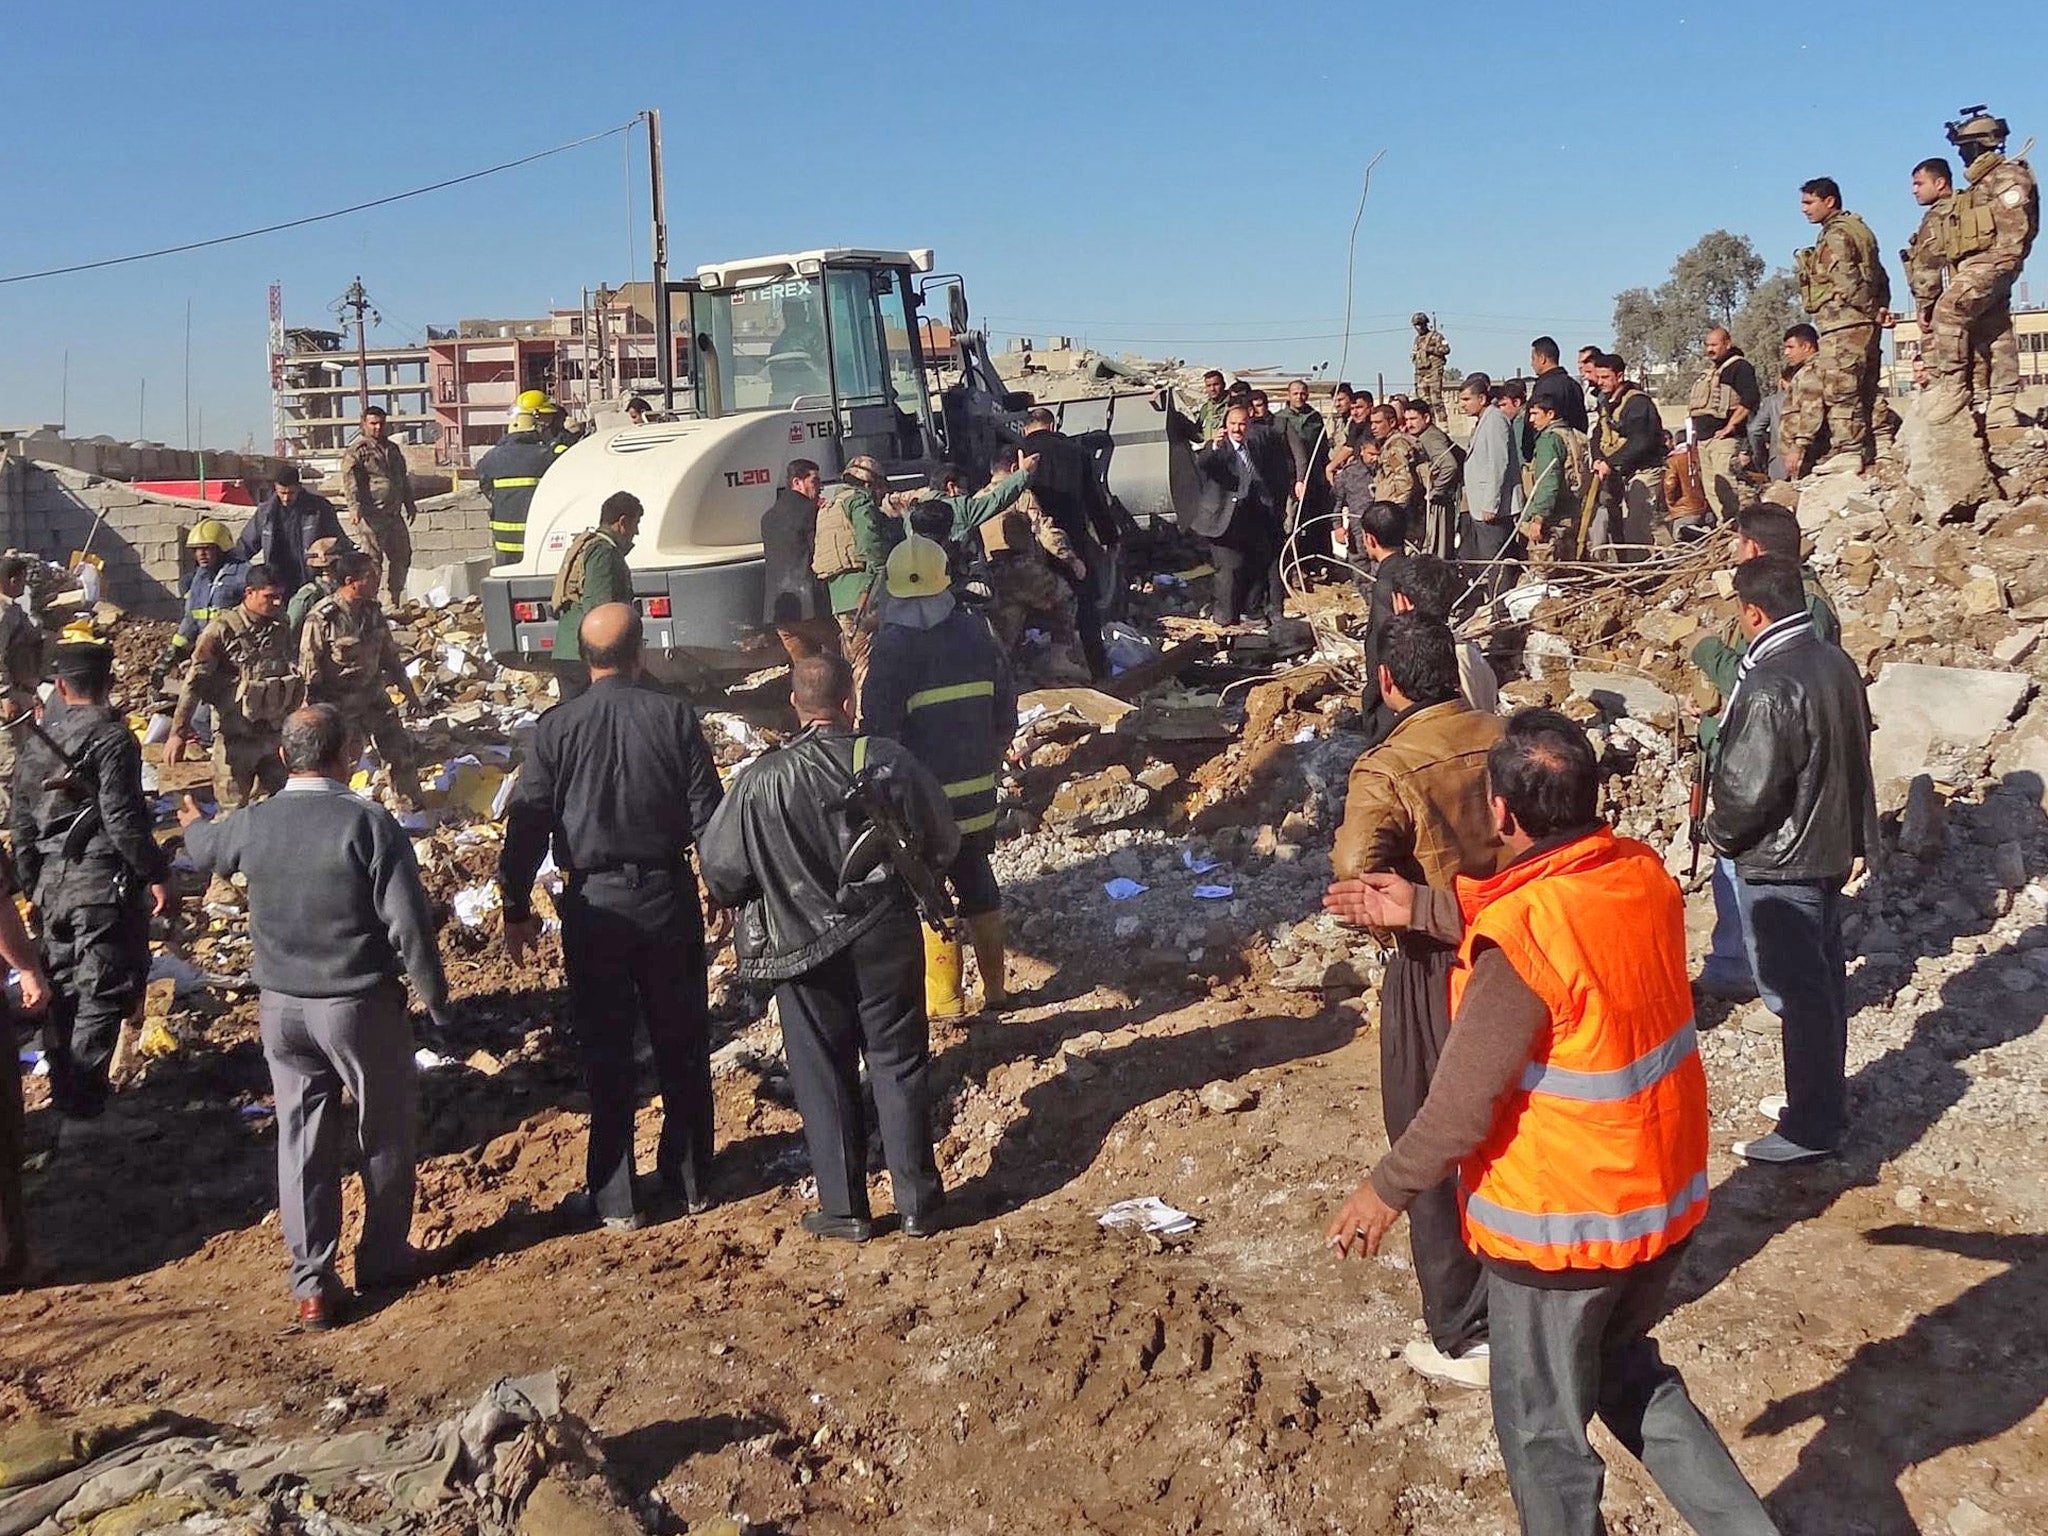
[305,537,343,571]
[843,454,887,490]
[1946,105,2009,150]
[1412,311,1431,328]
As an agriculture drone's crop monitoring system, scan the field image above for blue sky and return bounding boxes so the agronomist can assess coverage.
[2,1,2039,448]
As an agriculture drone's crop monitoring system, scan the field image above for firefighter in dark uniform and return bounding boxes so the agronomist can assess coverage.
[9,641,170,1143]
[0,859,51,1290]
[860,535,1018,1018]
[475,405,558,566]
[497,603,725,1229]
[699,651,960,1242]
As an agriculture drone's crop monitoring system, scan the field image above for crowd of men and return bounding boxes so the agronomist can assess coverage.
[0,105,2034,1536]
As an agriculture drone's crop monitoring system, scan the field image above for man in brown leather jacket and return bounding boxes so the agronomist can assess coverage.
[1330,612,1504,1389]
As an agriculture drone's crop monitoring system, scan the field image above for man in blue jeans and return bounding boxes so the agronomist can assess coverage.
[1705,555,1877,1162]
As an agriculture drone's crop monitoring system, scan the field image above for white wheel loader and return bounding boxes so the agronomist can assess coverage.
[479,246,1195,685]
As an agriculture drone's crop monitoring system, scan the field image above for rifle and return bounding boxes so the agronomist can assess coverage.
[4,707,105,864]
[1569,466,1603,561]
[1687,737,1710,882]
[837,760,957,937]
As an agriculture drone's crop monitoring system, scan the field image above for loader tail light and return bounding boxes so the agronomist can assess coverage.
[512,601,546,623]
[643,596,672,618]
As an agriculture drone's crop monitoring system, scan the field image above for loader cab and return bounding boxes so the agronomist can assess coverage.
[688,248,940,472]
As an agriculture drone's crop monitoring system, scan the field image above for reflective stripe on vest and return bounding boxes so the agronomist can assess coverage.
[907,679,995,712]
[493,477,543,488]
[1465,1171,1710,1252]
[941,772,996,799]
[956,809,998,835]
[853,736,869,772]
[1520,1020,1698,1100]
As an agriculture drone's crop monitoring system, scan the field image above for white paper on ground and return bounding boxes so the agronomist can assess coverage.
[1099,1196,1198,1236]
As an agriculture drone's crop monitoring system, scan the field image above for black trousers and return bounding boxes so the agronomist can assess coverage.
[43,894,150,1119]
[560,868,712,1219]
[1060,532,1110,679]
[1381,934,1490,1354]
[776,909,942,1222]
[1457,514,1519,607]
[948,833,1001,919]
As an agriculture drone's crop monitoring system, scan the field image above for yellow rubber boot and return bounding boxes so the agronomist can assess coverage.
[923,924,967,1021]
[966,910,1008,1013]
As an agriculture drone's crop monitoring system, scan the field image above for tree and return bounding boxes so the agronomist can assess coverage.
[1611,231,1782,399]
[1731,273,1802,375]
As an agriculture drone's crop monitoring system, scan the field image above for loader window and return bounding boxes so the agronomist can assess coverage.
[824,268,889,407]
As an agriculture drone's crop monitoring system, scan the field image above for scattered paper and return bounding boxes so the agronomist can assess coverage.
[1192,884,1235,900]
[451,883,501,928]
[1099,1196,1198,1237]
[414,1047,458,1071]
[1103,878,1149,901]
[1291,724,1318,744]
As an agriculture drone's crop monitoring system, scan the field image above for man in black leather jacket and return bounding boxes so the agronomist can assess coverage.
[699,653,959,1242]
[1705,554,1878,1164]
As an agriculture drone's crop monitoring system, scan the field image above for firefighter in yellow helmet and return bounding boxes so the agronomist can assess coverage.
[152,518,250,691]
[475,408,558,565]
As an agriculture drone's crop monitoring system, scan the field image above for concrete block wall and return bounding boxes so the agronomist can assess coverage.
[410,489,493,564]
[0,459,495,618]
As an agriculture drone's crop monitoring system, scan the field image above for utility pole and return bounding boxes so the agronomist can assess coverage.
[645,109,673,412]
[338,276,379,419]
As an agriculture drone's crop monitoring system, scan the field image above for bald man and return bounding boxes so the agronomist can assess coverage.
[498,604,726,1228]
[1687,328,1762,521]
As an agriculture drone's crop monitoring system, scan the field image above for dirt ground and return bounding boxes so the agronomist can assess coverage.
[4,882,2044,1536]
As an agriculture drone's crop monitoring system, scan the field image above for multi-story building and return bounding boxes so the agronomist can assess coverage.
[1885,302,2048,398]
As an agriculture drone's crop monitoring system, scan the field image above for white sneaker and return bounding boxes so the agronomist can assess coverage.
[1758,1095,1788,1122]
[1402,1337,1491,1390]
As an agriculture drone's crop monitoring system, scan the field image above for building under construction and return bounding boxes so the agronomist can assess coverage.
[268,280,688,470]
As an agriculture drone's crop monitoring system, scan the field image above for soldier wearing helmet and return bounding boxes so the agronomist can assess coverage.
[812,454,898,700]
[153,518,250,691]
[1411,314,1451,416]
[287,537,345,642]
[1937,107,2040,434]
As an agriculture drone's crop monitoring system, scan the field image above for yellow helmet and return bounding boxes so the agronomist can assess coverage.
[885,534,951,600]
[514,388,555,416]
[60,619,98,645]
[187,518,234,552]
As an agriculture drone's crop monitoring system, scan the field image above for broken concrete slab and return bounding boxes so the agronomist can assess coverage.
[1568,669,1678,726]
[1793,467,1882,531]
[1019,687,1134,732]
[1991,697,2048,807]
[1868,661,2033,789]
[1044,765,1152,832]
[403,554,494,604]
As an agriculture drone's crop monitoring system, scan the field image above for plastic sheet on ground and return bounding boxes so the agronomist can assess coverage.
[1103,878,1148,901]
[1099,1196,1198,1237]
[451,884,501,928]
[1192,884,1235,900]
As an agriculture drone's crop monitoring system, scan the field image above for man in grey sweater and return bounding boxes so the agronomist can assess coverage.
[181,704,451,1330]
[1457,375,1521,592]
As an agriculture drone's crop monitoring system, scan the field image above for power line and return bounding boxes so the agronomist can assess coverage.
[0,118,644,286]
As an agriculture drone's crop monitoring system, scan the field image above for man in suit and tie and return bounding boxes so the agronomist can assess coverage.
[1190,404,1296,629]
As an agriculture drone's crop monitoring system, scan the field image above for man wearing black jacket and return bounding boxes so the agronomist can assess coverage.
[498,604,725,1228]
[761,458,838,664]
[700,653,959,1241]
[1190,405,1296,628]
[1021,408,1119,678]
[1588,353,1666,557]
[229,466,349,596]
[1524,336,1588,457]
[11,642,171,1141]
[1706,555,1877,1164]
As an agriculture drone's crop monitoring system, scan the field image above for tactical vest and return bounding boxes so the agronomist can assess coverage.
[217,606,303,728]
[552,529,612,611]
[1596,385,1643,456]
[812,484,864,580]
[1686,355,1743,421]
[1798,211,1888,316]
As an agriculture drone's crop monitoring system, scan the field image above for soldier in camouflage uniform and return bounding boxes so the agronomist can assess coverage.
[977,448,1086,676]
[338,406,419,607]
[1935,108,2040,434]
[1795,177,1890,466]
[165,566,301,810]
[300,551,423,808]
[1410,314,1450,415]
[1778,326,1829,481]
[1369,404,1424,542]
[1902,158,1956,337]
